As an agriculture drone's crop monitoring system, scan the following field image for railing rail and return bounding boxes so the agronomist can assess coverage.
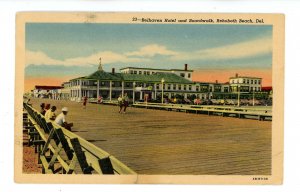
[133,102,272,121]
[23,103,136,175]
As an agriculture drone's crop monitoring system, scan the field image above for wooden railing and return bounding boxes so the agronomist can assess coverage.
[23,103,136,175]
[133,102,272,121]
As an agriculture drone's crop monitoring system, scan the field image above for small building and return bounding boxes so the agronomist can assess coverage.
[33,85,63,98]
[60,82,71,100]
[229,73,262,92]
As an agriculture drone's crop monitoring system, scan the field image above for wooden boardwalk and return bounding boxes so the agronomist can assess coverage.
[29,98,271,175]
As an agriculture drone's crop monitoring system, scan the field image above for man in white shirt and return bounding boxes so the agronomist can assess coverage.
[55,107,73,131]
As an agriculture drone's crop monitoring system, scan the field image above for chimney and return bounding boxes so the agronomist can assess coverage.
[235,73,238,78]
[184,64,188,71]
[112,68,115,74]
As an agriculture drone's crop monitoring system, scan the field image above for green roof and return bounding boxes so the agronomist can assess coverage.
[72,70,193,84]
[85,70,120,81]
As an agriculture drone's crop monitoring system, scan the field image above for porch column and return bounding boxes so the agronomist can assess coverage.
[140,91,143,100]
[154,83,157,100]
[122,81,124,97]
[132,82,136,103]
[97,80,99,99]
[109,81,112,101]
[79,79,82,100]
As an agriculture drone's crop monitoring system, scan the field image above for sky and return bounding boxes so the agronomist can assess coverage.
[25,23,273,92]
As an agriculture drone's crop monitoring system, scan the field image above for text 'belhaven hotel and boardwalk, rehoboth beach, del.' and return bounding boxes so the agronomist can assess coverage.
[132,17,265,24]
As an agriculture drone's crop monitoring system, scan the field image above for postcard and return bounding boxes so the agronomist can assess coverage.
[15,12,284,184]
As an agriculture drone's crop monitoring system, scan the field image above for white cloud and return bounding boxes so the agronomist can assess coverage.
[26,36,272,67]
[125,44,178,57]
[25,50,148,67]
[25,50,63,66]
[171,35,272,61]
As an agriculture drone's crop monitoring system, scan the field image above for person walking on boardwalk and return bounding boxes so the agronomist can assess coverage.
[83,96,88,109]
[45,106,57,121]
[97,95,103,111]
[123,93,129,113]
[118,94,124,113]
[55,107,73,131]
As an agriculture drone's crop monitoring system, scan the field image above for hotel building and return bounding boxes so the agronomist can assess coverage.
[33,61,268,102]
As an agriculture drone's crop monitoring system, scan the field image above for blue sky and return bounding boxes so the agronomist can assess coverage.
[25,23,273,78]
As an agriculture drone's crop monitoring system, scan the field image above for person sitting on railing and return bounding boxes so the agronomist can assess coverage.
[40,103,46,115]
[45,103,51,112]
[26,98,32,106]
[45,106,57,121]
[55,107,73,131]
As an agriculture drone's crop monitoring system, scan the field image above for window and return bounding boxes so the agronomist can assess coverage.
[247,79,249,84]
[214,86,221,92]
[184,85,187,90]
[167,84,171,90]
[173,84,176,90]
[188,73,191,78]
[251,80,253,84]
[156,84,159,89]
[134,71,137,74]
[130,71,133,74]
[147,71,150,75]
[189,85,192,91]
[255,80,257,84]
[180,73,185,77]
[112,82,115,87]
[178,85,182,90]
[101,81,106,86]
[258,80,261,84]
[139,71,142,74]
[196,86,199,91]
[243,79,246,83]
[144,71,146,75]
